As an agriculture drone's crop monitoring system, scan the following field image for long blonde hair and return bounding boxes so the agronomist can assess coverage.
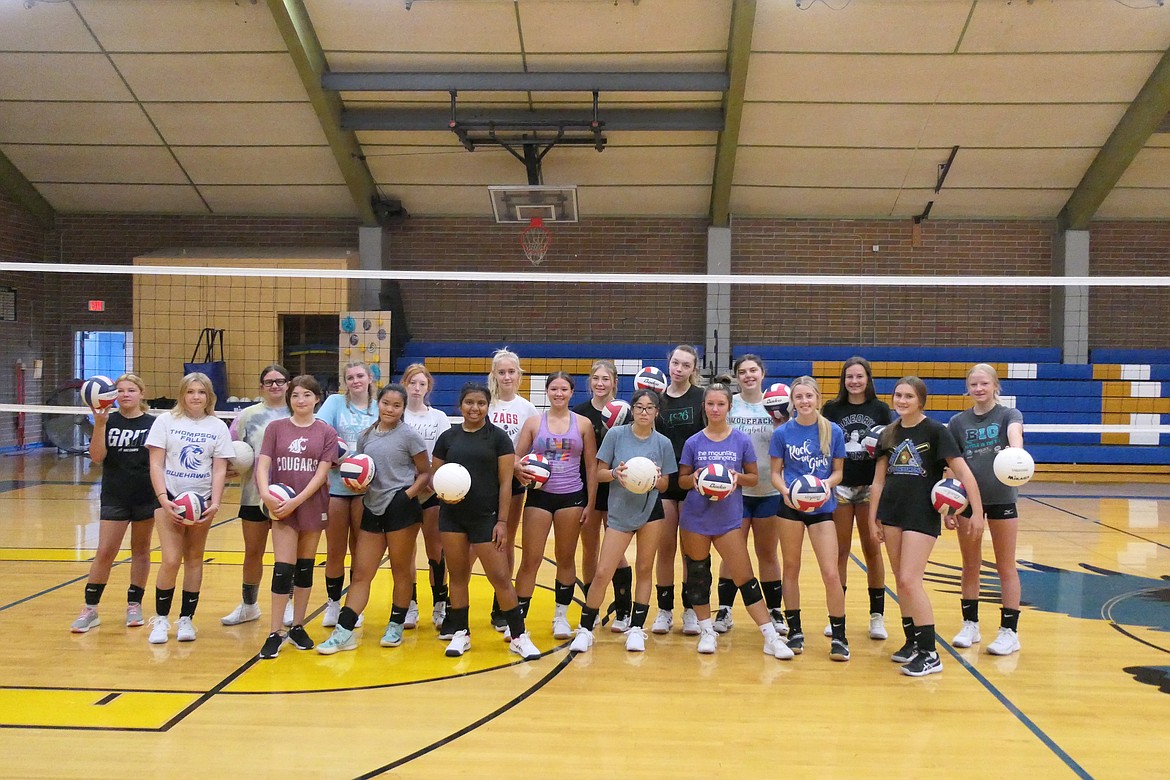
[487,347,523,403]
[115,373,150,415]
[171,372,216,419]
[341,360,375,410]
[790,376,833,458]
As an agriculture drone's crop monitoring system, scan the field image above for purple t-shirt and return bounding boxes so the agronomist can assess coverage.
[679,428,756,537]
[260,418,339,531]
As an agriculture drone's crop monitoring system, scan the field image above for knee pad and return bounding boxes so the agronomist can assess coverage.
[294,558,314,589]
[271,561,294,595]
[683,555,713,608]
[738,577,763,607]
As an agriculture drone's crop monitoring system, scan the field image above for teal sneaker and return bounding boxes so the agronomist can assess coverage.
[380,621,405,648]
[316,625,357,655]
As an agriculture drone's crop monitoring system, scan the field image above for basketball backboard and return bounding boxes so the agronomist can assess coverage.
[489,185,579,224]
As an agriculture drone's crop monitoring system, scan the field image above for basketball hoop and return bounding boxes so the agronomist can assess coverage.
[520,217,551,266]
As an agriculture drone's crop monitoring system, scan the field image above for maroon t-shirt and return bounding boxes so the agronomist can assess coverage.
[259,418,339,531]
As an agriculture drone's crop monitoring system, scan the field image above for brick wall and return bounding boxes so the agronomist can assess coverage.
[1088,222,1170,351]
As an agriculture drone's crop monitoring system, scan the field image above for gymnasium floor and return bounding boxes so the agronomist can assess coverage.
[1,450,1167,779]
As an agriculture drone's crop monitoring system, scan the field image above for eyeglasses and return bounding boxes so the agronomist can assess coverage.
[262,379,288,387]
[632,405,657,413]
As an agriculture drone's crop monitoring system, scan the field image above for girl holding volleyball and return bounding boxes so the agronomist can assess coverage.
[430,382,540,660]
[70,374,157,633]
[317,383,430,655]
[145,372,232,644]
[869,376,983,677]
[769,376,849,660]
[947,363,1025,656]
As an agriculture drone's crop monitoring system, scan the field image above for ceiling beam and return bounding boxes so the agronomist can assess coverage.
[323,71,729,93]
[267,0,378,225]
[342,108,724,133]
[0,148,54,230]
[1058,44,1170,231]
[709,0,756,228]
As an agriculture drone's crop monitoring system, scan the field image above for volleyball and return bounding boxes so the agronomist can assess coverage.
[339,453,376,492]
[694,463,735,501]
[762,383,791,418]
[788,474,830,512]
[336,441,351,463]
[81,375,117,410]
[172,491,208,525]
[931,478,969,514]
[433,462,471,503]
[622,456,658,495]
[862,424,886,458]
[994,447,1035,486]
[229,440,254,473]
[262,483,297,519]
[634,366,668,393]
[520,453,552,489]
[602,399,631,428]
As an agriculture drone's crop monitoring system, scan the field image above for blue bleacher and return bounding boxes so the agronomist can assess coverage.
[738,346,1061,363]
[1089,349,1170,364]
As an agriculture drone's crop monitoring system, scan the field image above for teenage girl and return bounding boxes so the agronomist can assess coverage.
[652,345,706,636]
[316,361,378,628]
[317,384,430,654]
[769,376,849,661]
[948,363,1025,656]
[569,389,677,653]
[869,376,983,677]
[430,383,541,660]
[255,376,338,657]
[821,357,893,641]
[715,355,785,637]
[145,372,232,644]
[572,359,635,630]
[677,383,791,658]
[221,364,292,627]
[402,363,452,630]
[514,372,597,639]
[70,374,156,633]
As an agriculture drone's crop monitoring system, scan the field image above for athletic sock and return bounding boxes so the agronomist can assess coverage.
[517,596,532,619]
[630,602,650,629]
[503,605,525,639]
[325,575,344,603]
[656,584,674,611]
[179,590,199,618]
[127,584,145,605]
[428,557,447,601]
[829,614,847,642]
[902,616,915,641]
[681,584,693,610]
[554,581,574,607]
[961,598,979,623]
[580,606,599,631]
[784,609,803,636]
[338,607,359,631]
[389,604,409,625]
[762,580,783,610]
[916,623,937,654]
[242,582,259,606]
[84,582,106,607]
[717,577,737,609]
[448,606,469,633]
[155,587,175,617]
[1001,607,1020,632]
[868,587,885,615]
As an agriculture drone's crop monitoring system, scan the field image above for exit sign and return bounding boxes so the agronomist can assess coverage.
[88,300,105,312]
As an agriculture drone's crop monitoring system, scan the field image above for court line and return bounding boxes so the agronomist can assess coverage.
[1024,496,1170,551]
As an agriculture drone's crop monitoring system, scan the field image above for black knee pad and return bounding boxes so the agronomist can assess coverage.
[738,577,763,607]
[271,561,294,595]
[294,558,314,589]
[683,555,713,608]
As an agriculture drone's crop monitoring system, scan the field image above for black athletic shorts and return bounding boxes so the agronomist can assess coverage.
[238,504,267,523]
[777,502,833,526]
[591,481,610,512]
[960,502,1018,520]
[439,507,499,545]
[879,513,941,538]
[525,488,587,514]
[100,498,159,522]
[421,493,441,510]
[661,472,688,502]
[361,491,423,534]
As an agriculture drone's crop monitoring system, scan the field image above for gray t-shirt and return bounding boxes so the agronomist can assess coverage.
[948,404,1024,505]
[597,425,678,532]
[356,423,427,515]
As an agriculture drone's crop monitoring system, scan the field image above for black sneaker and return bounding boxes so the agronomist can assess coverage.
[901,651,943,677]
[258,631,285,659]
[287,624,315,651]
[491,611,508,633]
[785,632,804,655]
[829,638,850,662]
[890,640,917,663]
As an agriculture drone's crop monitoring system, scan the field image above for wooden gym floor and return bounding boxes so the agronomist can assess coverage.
[0,450,1167,779]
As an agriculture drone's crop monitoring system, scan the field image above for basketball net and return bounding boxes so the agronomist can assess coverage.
[520,218,551,266]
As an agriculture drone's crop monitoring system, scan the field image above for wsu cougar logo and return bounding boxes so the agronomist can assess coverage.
[179,444,204,470]
[287,437,309,454]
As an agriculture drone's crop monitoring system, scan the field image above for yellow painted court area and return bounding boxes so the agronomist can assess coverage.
[0,689,201,729]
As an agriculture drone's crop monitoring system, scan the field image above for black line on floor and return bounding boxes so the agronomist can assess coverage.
[1025,496,1170,551]
[93,693,120,706]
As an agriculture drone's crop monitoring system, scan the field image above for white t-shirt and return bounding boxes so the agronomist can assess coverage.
[404,406,451,457]
[489,396,539,445]
[146,413,233,497]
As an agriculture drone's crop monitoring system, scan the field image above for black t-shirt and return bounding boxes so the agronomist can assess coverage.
[432,421,514,520]
[876,417,960,526]
[99,411,155,506]
[822,397,893,487]
[572,400,610,502]
[656,385,705,458]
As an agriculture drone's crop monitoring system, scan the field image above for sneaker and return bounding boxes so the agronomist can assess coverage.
[432,601,447,630]
[437,620,455,641]
[830,638,851,662]
[355,612,364,629]
[220,601,261,626]
[770,608,789,637]
[952,620,980,648]
[696,626,718,654]
[509,631,542,661]
[610,612,631,634]
[868,613,888,640]
[147,615,170,644]
[491,611,508,633]
[259,631,285,659]
[126,603,144,627]
[552,610,573,641]
[380,621,405,648]
[404,600,419,630]
[625,626,647,652]
[283,599,294,627]
[569,627,594,653]
[71,606,100,633]
[987,627,1021,656]
[681,608,700,636]
[786,632,805,655]
[286,624,314,650]
[316,626,357,655]
[175,616,196,642]
[901,650,943,677]
[321,599,340,628]
[651,610,673,635]
[890,640,917,663]
[713,607,734,634]
[445,629,471,657]
[823,623,833,637]
[766,634,794,660]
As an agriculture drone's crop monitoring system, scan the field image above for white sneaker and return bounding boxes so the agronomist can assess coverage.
[282,599,294,627]
[869,613,888,640]
[355,611,364,628]
[952,620,981,648]
[651,610,673,634]
[221,602,261,626]
[552,605,572,640]
[321,599,341,628]
[445,629,471,657]
[432,601,447,630]
[713,607,734,634]
[147,615,170,644]
[509,631,542,660]
[175,616,197,642]
[770,608,788,637]
[681,608,700,636]
[625,626,647,652]
[610,613,631,633]
[766,634,794,660]
[987,627,1021,656]
[404,600,419,630]
[696,626,718,654]
[569,627,594,653]
[823,623,833,637]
